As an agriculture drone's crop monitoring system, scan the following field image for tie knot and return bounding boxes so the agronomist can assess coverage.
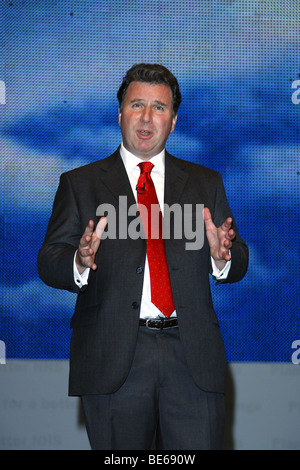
[138,161,154,175]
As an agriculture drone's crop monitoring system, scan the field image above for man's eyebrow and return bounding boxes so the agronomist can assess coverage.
[153,99,168,108]
[129,98,168,107]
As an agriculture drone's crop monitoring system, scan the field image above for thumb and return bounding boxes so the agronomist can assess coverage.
[95,217,108,239]
[203,207,215,231]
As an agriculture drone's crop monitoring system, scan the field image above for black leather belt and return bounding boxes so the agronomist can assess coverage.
[139,317,178,329]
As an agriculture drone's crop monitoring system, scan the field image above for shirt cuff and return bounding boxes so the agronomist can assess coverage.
[211,255,231,280]
[73,250,90,288]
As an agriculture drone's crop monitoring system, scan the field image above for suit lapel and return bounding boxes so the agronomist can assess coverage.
[164,151,189,207]
[98,148,137,210]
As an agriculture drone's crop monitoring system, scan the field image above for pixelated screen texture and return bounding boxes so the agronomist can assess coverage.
[0,1,299,361]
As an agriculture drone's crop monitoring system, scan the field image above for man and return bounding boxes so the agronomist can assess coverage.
[38,63,248,450]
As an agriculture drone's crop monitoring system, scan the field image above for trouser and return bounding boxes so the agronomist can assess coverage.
[81,325,225,450]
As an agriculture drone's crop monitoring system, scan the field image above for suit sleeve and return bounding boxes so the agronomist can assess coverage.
[211,172,249,284]
[37,172,84,293]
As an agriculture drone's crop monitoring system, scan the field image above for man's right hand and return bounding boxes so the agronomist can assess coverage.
[75,217,107,274]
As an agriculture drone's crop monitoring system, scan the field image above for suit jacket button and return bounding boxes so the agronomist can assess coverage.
[136,266,143,274]
[132,302,139,309]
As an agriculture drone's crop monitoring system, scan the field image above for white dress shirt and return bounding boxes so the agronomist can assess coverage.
[74,143,231,318]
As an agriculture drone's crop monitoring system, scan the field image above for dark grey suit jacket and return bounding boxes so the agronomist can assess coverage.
[38,148,248,396]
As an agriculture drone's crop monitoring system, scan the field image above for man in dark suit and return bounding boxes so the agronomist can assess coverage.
[38,63,248,450]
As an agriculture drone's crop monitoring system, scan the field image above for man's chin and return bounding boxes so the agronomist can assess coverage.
[134,143,164,160]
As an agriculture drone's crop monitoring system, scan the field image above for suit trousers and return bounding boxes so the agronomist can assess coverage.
[81,325,225,450]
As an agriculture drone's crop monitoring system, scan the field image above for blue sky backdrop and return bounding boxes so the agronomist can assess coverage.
[0,0,299,361]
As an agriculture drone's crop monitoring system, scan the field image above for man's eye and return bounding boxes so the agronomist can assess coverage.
[132,103,142,108]
[155,105,165,111]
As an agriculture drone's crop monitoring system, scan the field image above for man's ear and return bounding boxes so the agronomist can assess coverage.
[171,113,178,133]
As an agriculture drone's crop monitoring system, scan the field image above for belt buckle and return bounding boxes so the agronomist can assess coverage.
[145,318,163,330]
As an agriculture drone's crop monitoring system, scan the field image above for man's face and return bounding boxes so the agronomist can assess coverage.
[118,81,177,160]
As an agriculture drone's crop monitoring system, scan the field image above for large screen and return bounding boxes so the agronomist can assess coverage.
[1,0,299,362]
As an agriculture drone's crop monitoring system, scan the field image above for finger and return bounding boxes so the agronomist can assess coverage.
[95,217,107,239]
[83,219,95,237]
[80,218,99,245]
[223,251,231,261]
[79,233,91,246]
[203,207,211,221]
[223,238,232,249]
[221,217,232,232]
[75,247,94,274]
[219,245,231,262]
[226,228,236,240]
[78,247,94,258]
[203,207,215,231]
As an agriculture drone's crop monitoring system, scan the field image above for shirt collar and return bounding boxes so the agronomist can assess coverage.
[120,143,165,176]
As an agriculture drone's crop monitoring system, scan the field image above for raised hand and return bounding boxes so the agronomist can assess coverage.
[75,217,107,274]
[203,207,235,270]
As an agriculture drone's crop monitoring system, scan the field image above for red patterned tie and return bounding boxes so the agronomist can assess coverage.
[137,162,175,318]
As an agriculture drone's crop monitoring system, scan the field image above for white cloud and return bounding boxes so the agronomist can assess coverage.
[4,0,300,120]
[225,144,299,205]
[0,138,86,213]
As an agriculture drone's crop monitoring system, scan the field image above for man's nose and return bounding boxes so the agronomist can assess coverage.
[141,106,152,123]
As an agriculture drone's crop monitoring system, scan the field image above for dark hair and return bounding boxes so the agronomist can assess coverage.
[117,63,182,117]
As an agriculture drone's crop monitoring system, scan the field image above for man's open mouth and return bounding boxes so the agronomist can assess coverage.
[138,130,152,136]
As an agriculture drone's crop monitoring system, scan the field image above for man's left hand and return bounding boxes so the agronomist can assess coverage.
[203,207,235,270]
